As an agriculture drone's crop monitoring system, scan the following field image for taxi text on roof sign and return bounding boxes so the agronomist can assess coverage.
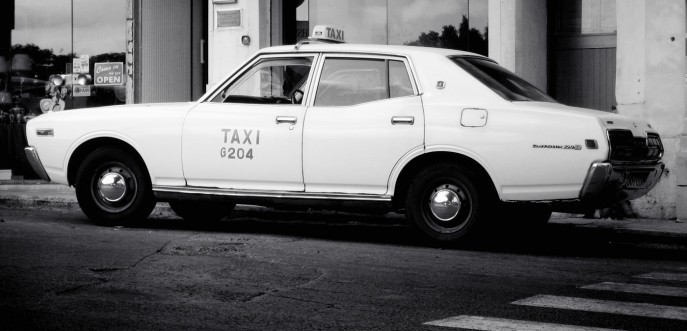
[311,25,345,43]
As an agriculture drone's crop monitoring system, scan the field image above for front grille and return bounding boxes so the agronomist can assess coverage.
[608,129,663,162]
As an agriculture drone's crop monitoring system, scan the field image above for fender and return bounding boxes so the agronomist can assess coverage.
[64,131,150,183]
[386,144,502,199]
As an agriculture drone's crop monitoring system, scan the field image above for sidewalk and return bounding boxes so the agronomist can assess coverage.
[2,180,687,246]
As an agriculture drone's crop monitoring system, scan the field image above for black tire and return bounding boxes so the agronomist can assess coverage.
[406,163,493,243]
[169,200,235,223]
[74,146,155,225]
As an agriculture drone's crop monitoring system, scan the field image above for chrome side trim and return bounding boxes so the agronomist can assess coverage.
[36,129,54,137]
[153,185,393,202]
[24,147,51,182]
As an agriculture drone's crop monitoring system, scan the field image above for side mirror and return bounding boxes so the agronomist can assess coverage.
[292,89,304,104]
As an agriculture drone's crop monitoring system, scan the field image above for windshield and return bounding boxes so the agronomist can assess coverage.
[451,56,556,103]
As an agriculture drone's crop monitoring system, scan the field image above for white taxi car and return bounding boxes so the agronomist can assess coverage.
[24,34,664,243]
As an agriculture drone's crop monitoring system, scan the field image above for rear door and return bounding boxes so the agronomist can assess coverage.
[302,55,424,195]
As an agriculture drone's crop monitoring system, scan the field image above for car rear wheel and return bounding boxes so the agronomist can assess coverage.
[75,147,155,225]
[168,200,235,223]
[406,163,492,243]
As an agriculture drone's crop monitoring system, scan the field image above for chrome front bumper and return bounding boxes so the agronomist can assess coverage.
[580,162,664,206]
[24,147,51,182]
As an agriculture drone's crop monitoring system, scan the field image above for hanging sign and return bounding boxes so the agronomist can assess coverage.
[73,55,90,74]
[94,62,124,86]
[73,85,91,97]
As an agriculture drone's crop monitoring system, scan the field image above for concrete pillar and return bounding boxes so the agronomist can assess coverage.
[488,0,547,92]
[208,0,270,89]
[125,0,134,105]
[615,0,686,219]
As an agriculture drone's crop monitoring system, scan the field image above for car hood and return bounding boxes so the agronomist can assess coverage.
[34,102,197,120]
[515,102,657,137]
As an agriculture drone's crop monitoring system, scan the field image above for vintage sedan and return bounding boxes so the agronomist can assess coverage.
[25,41,664,243]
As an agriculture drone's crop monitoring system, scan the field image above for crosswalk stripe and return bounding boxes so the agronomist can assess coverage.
[424,315,623,331]
[512,295,687,321]
[635,272,687,282]
[581,282,687,298]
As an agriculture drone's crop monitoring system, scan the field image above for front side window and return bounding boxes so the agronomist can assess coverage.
[211,57,313,104]
[314,58,414,107]
[451,56,556,103]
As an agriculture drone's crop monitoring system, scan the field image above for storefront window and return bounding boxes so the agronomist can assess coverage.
[309,0,388,45]
[388,0,488,55]
[297,0,488,55]
[2,0,127,118]
[1,0,126,179]
[73,0,127,108]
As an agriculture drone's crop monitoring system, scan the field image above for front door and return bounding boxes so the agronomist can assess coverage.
[182,55,317,191]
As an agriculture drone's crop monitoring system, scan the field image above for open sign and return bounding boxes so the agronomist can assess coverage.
[94,62,124,86]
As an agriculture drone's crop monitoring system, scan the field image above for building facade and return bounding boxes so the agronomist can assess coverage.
[1,0,685,220]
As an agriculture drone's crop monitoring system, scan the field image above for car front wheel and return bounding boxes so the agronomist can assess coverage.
[406,163,492,243]
[75,147,155,225]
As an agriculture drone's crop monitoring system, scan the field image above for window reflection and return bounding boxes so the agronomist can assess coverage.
[389,0,488,55]
[73,0,127,109]
[1,0,127,118]
[6,0,71,116]
[309,0,388,45]
[303,0,488,55]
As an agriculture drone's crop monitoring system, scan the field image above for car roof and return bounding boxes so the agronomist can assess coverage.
[259,43,489,60]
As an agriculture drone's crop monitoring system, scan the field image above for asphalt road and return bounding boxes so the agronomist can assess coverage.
[1,207,686,330]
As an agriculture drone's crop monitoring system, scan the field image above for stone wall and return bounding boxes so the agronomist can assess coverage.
[616,0,686,219]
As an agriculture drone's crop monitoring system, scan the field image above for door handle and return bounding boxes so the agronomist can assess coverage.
[391,116,415,125]
[276,116,297,125]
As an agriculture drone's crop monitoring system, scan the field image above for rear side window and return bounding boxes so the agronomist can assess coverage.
[314,58,414,107]
[451,56,556,103]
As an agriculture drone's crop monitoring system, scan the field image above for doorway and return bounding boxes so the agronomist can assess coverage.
[138,0,207,103]
[548,0,617,112]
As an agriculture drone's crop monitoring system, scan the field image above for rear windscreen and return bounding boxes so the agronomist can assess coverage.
[451,56,556,103]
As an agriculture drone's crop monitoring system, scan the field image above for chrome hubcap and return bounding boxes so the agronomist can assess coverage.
[97,172,127,202]
[429,185,461,221]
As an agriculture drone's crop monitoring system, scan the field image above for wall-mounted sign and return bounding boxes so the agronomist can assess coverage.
[217,10,241,28]
[94,62,124,86]
[73,85,91,97]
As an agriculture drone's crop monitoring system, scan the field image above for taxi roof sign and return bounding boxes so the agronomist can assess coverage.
[294,25,346,50]
[310,25,345,43]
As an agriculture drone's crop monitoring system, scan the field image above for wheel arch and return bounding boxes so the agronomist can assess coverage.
[392,151,500,210]
[67,137,150,187]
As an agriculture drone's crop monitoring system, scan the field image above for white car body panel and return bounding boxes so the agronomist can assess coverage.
[26,102,193,186]
[182,102,306,191]
[303,95,424,195]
